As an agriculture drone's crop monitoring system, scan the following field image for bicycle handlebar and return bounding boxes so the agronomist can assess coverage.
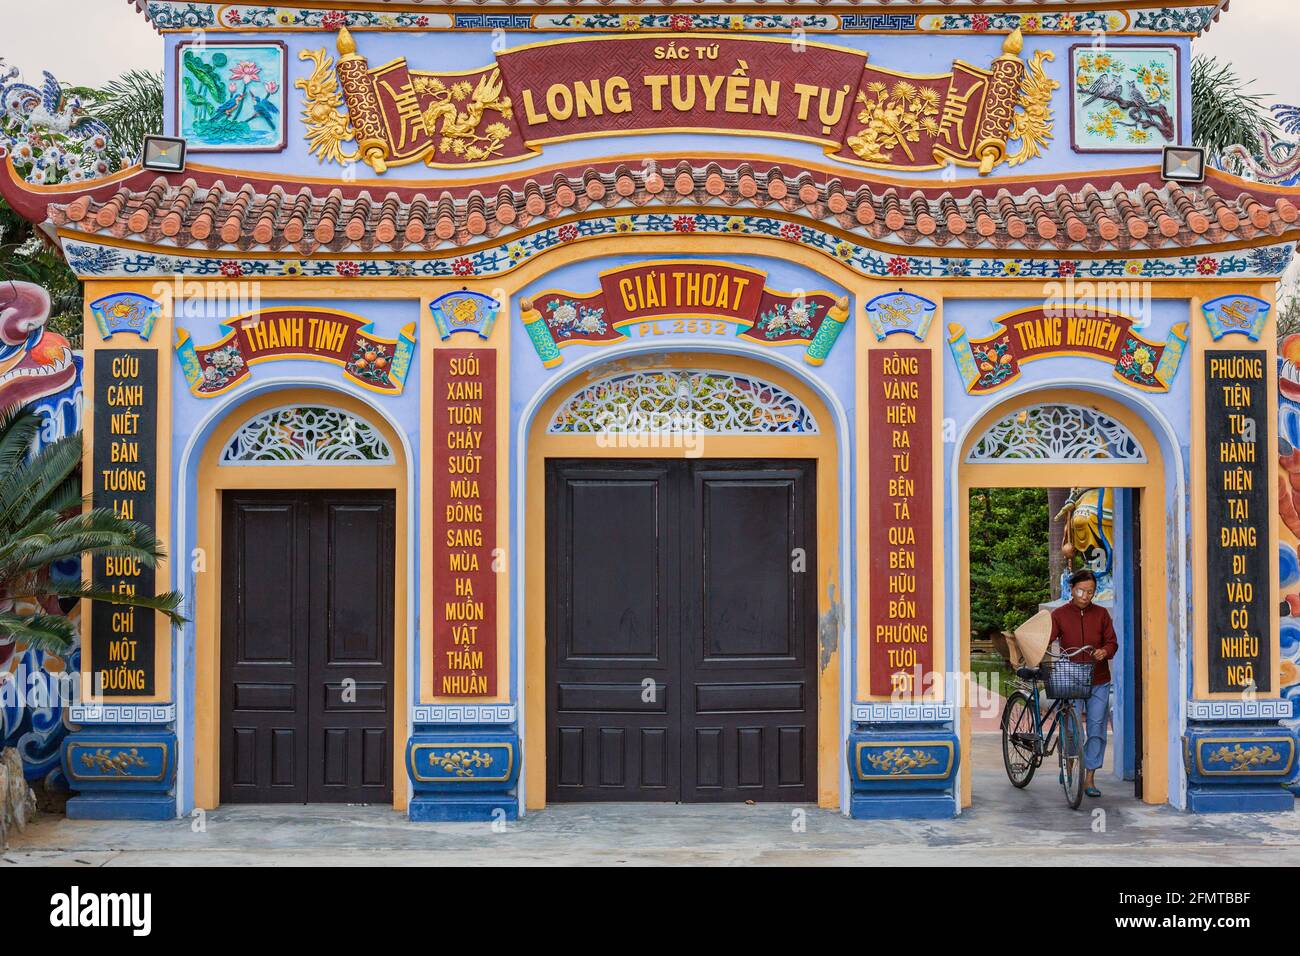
[1042,645,1099,662]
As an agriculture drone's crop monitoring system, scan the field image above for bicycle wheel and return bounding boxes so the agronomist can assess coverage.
[1001,691,1038,788]
[1057,702,1085,810]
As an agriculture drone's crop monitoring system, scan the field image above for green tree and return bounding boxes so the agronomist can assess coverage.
[1278,281,1300,342]
[1191,54,1277,174]
[0,405,185,653]
[82,70,165,166]
[968,487,1051,638]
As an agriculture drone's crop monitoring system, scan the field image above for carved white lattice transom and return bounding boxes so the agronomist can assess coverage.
[548,370,817,434]
[965,403,1145,463]
[221,405,394,464]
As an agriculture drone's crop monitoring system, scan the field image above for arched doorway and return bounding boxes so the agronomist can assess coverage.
[520,351,846,811]
[188,387,411,810]
[957,387,1175,808]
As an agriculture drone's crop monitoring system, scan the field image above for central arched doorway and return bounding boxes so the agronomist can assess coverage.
[521,351,845,811]
[957,387,1174,808]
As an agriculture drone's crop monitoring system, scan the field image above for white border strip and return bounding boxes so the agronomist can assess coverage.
[1186,699,1292,721]
[69,704,176,724]
[412,704,517,724]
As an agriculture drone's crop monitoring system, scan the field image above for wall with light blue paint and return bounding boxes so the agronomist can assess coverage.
[159,30,1193,185]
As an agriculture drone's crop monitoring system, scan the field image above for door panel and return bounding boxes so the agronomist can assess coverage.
[696,477,797,659]
[547,462,681,801]
[682,463,817,803]
[221,494,310,803]
[546,459,817,803]
[307,494,395,803]
[221,490,395,804]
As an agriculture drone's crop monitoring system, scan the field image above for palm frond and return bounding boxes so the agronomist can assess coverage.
[2,527,166,576]
[86,69,164,158]
[0,404,43,481]
[0,431,82,530]
[1191,54,1278,171]
[0,611,76,655]
[38,476,86,518]
[47,586,188,625]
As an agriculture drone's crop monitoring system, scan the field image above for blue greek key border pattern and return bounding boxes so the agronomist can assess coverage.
[454,14,531,28]
[413,704,517,725]
[841,14,917,30]
[1186,699,1293,721]
[69,704,176,724]
[854,702,957,723]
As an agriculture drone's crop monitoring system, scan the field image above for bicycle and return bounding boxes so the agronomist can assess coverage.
[999,645,1097,809]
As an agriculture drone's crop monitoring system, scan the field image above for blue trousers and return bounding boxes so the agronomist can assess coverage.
[1062,682,1110,772]
[1074,682,1111,772]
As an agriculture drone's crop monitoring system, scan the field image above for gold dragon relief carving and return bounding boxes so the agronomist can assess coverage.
[411,70,515,164]
[1005,49,1060,168]
[297,47,359,165]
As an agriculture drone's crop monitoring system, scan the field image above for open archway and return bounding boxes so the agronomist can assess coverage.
[956,386,1178,808]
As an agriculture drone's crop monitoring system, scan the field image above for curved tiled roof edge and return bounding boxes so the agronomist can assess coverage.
[5,155,1298,259]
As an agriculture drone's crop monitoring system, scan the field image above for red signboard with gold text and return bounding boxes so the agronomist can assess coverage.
[433,349,497,697]
[314,29,1051,175]
[868,350,934,697]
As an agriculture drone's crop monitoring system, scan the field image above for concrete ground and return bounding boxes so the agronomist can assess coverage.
[4,735,1297,866]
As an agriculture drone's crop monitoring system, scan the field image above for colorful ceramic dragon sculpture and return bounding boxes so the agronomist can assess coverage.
[1221,104,1300,187]
[0,280,76,412]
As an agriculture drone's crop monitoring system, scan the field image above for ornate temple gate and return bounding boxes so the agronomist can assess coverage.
[196,392,412,811]
[3,0,1296,823]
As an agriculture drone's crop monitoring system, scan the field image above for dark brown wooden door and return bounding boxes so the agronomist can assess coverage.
[546,459,817,803]
[221,490,395,804]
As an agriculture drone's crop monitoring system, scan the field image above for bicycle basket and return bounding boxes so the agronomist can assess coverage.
[1043,658,1094,700]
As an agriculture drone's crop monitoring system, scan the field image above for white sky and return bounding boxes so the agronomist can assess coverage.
[0,0,1296,99]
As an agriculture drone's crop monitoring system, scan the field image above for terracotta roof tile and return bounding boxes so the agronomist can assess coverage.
[15,158,1300,259]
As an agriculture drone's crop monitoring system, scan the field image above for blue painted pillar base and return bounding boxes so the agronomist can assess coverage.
[847,727,960,820]
[1183,726,1297,814]
[61,728,177,821]
[1186,786,1294,814]
[408,794,520,822]
[66,794,176,820]
[406,730,521,823]
[850,793,956,819]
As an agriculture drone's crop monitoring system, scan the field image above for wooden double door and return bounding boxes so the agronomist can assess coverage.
[546,459,818,803]
[220,490,395,804]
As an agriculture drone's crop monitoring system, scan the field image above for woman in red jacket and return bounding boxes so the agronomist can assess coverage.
[1049,570,1118,798]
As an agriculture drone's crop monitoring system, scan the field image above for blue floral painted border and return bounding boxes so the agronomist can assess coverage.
[60,210,1296,281]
